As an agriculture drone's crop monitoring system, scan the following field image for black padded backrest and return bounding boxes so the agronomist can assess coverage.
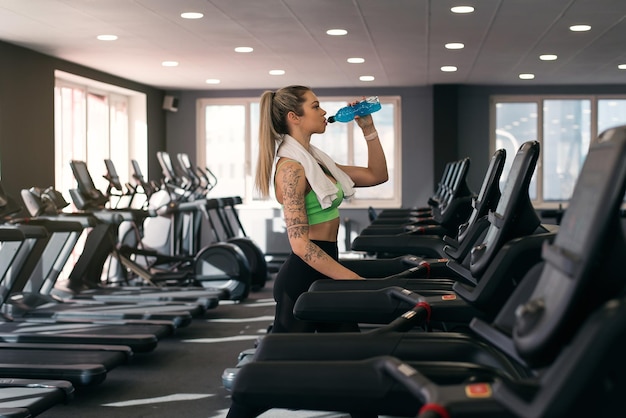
[513,126,626,367]
[457,149,505,243]
[469,141,541,278]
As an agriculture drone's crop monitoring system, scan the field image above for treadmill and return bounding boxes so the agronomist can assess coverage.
[16,195,224,308]
[0,221,199,329]
[0,181,215,329]
[67,158,244,300]
[226,124,626,418]
[0,223,176,353]
[0,378,73,418]
[0,342,131,387]
[0,223,131,387]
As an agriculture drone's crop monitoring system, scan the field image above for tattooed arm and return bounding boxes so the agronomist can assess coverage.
[275,159,362,280]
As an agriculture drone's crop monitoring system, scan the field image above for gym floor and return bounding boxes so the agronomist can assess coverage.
[38,278,356,418]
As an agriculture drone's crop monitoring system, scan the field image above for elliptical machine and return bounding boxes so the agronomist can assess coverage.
[176,153,268,290]
[71,159,252,301]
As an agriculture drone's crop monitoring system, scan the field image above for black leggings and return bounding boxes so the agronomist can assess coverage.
[226,242,365,418]
[271,240,359,333]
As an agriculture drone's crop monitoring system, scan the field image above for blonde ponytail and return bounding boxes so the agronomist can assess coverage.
[254,85,310,198]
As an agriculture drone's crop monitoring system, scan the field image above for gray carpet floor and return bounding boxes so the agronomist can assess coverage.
[36,280,292,418]
[35,278,368,418]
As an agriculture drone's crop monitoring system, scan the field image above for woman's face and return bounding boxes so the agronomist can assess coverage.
[297,90,328,135]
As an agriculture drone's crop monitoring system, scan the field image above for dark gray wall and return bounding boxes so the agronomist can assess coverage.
[0,40,167,201]
[433,84,460,186]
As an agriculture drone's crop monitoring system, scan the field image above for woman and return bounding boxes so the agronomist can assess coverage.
[255,85,389,333]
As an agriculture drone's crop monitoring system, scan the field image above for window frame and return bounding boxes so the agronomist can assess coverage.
[490,94,626,208]
[196,95,402,209]
[54,71,148,202]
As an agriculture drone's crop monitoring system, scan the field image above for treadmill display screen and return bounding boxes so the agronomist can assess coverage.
[476,151,501,202]
[494,145,526,217]
[555,143,621,256]
[131,160,143,177]
[71,160,99,197]
[104,159,118,177]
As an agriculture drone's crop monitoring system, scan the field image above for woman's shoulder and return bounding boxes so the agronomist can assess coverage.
[276,157,303,172]
[274,158,309,201]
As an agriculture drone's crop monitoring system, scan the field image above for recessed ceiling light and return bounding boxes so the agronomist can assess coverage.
[519,73,535,80]
[347,57,365,64]
[235,47,254,53]
[618,64,626,70]
[205,79,221,84]
[540,54,558,61]
[359,75,375,82]
[569,24,591,32]
[445,43,465,50]
[162,61,179,67]
[181,12,204,19]
[440,66,458,72]
[269,70,285,75]
[326,29,348,36]
[97,34,118,41]
[451,6,475,14]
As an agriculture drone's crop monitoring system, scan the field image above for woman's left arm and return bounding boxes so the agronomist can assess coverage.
[337,113,389,187]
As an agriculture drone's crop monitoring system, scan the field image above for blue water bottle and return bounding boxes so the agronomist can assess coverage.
[327,96,381,123]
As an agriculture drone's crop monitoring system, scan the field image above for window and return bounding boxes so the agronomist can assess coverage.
[491,95,626,206]
[54,71,147,205]
[198,101,248,201]
[598,99,626,134]
[197,96,401,209]
[54,72,148,282]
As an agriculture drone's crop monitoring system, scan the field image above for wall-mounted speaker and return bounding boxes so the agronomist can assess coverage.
[163,95,179,112]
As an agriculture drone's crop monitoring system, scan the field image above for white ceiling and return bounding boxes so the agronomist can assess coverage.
[1,0,626,91]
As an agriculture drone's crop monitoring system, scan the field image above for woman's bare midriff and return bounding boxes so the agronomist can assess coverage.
[308,217,340,242]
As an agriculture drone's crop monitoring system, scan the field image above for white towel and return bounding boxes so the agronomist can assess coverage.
[276,135,355,209]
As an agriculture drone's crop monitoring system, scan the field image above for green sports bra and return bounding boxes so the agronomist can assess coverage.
[305,181,344,225]
[276,159,343,225]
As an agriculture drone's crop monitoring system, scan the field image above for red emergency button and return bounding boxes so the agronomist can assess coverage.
[465,382,492,398]
[441,294,457,300]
